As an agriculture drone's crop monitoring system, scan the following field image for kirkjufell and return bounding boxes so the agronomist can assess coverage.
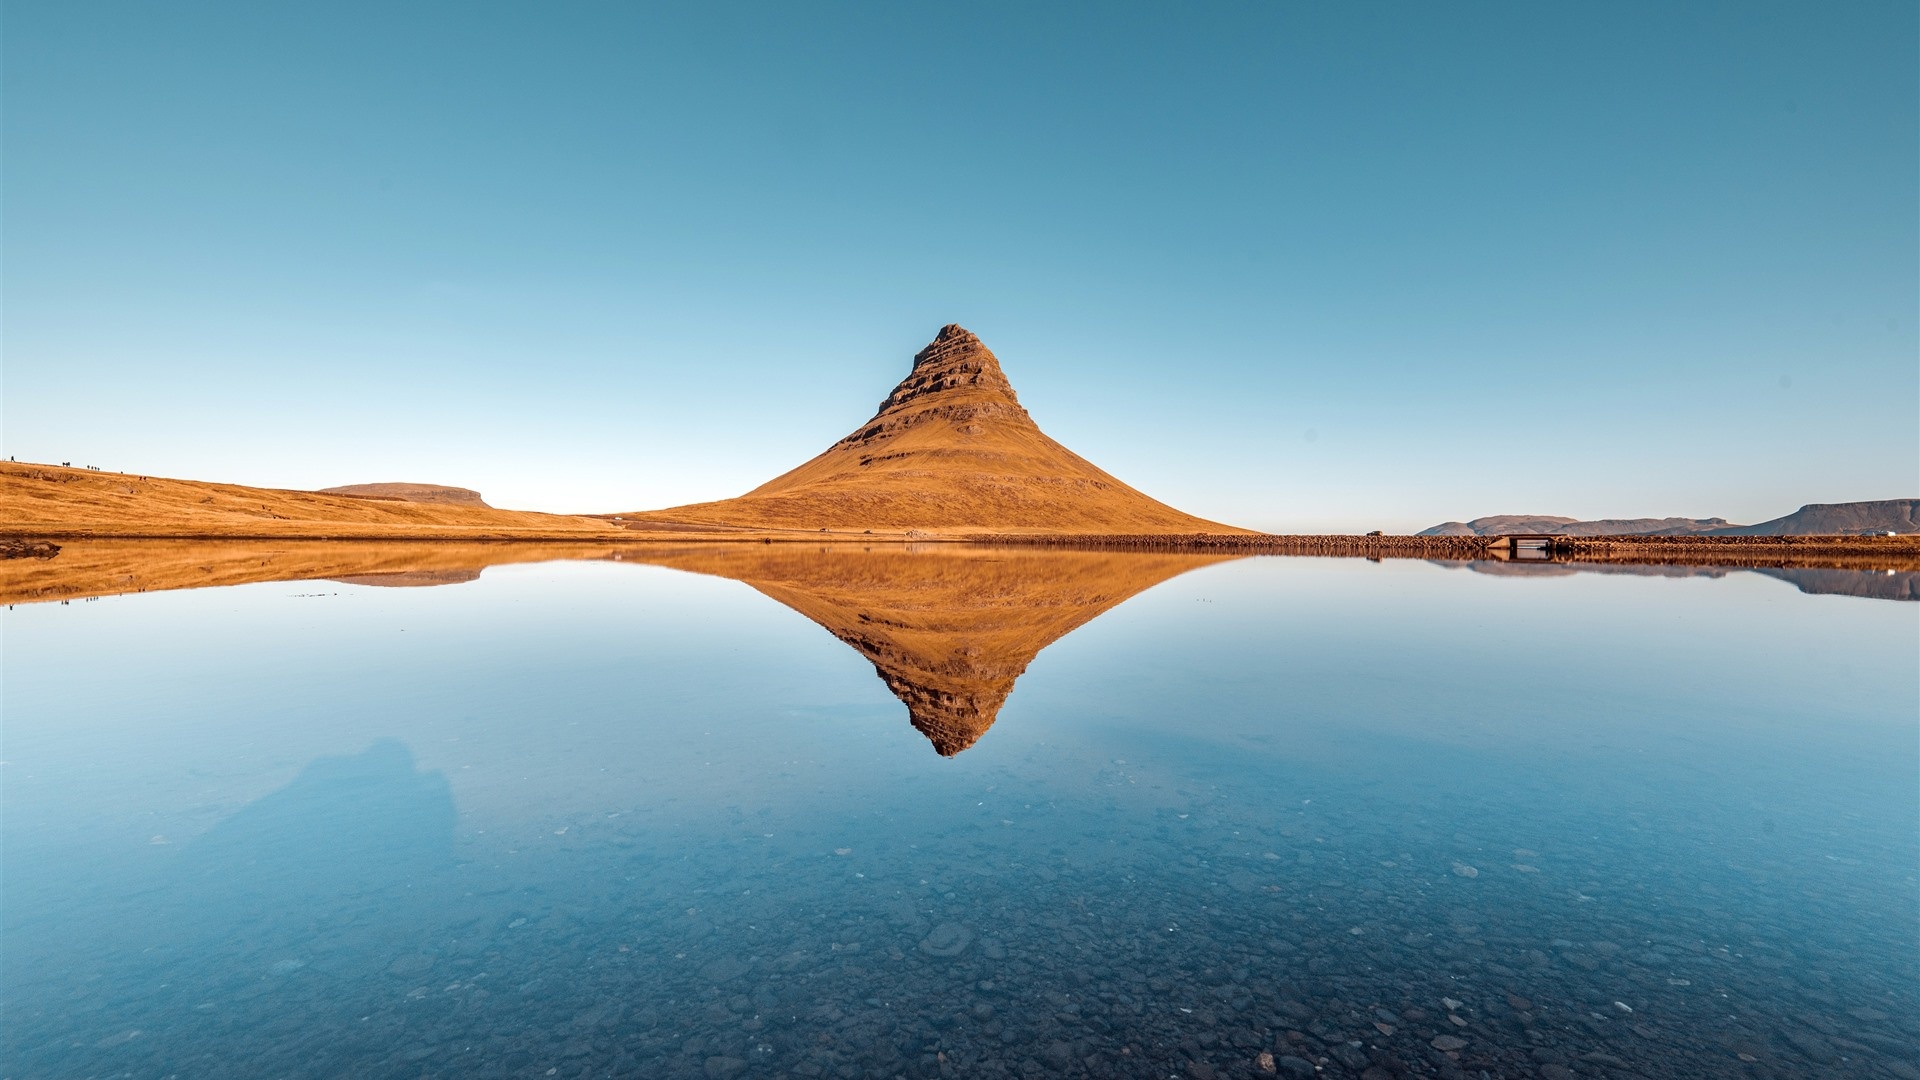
[621,325,1243,534]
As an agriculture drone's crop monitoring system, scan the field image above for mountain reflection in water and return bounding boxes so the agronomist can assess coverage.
[616,546,1233,754]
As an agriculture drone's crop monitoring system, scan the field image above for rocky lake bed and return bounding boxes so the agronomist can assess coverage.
[3,555,1913,1079]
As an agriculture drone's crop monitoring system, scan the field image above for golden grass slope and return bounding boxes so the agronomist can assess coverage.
[623,325,1247,535]
[0,461,625,540]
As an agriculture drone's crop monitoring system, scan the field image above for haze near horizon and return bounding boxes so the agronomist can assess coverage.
[3,2,1914,532]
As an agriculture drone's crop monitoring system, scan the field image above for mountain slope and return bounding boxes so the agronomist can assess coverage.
[1712,500,1918,536]
[624,325,1244,534]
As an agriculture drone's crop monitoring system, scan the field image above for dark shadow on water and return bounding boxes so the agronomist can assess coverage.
[1,741,461,1078]
[170,738,456,904]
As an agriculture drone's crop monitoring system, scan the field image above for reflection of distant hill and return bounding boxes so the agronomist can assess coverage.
[329,569,482,587]
[1450,559,1918,602]
[1749,567,1920,602]
[619,546,1232,754]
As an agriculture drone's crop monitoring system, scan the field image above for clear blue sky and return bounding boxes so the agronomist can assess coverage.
[4,2,1914,531]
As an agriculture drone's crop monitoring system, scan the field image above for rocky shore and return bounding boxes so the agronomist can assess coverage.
[0,538,61,559]
[971,533,1920,568]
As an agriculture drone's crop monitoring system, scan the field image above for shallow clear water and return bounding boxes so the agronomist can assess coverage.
[3,553,1916,1080]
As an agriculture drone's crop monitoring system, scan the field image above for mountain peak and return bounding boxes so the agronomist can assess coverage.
[912,323,982,364]
[882,323,1018,414]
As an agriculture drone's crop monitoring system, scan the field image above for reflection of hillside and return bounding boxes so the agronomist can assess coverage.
[330,569,484,587]
[1450,559,1918,602]
[0,540,626,604]
[3,540,1231,754]
[622,546,1233,754]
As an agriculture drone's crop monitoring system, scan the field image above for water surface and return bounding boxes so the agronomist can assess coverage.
[4,548,1915,1080]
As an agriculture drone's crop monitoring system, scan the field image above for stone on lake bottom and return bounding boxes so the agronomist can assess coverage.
[918,922,973,958]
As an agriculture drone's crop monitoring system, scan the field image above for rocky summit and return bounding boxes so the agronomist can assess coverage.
[625,325,1242,534]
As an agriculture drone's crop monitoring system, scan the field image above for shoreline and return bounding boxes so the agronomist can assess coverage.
[3,534,1915,610]
[970,532,1920,561]
[4,529,1916,558]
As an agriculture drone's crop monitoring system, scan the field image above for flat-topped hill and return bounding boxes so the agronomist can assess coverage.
[620,325,1244,535]
[319,483,491,507]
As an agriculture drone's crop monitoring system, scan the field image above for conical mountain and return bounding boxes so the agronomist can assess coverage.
[615,545,1235,754]
[629,325,1244,534]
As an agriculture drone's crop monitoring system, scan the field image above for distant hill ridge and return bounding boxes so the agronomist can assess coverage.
[319,483,491,508]
[1421,500,1917,537]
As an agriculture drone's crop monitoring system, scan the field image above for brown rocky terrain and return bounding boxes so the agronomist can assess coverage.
[318,483,492,507]
[618,325,1244,535]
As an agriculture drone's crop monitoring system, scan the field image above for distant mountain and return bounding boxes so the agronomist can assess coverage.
[1420,500,1916,537]
[1420,515,1732,537]
[1710,500,1918,536]
[319,483,491,508]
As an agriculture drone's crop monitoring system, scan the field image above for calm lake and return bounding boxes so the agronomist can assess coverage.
[3,548,1915,1080]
